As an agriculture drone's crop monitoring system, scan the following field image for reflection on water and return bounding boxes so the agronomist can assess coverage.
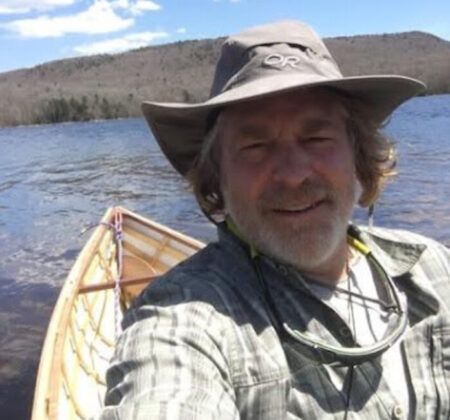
[0,281,58,419]
[0,95,449,418]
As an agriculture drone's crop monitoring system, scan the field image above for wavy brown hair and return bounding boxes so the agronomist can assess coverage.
[342,93,398,207]
[187,90,397,216]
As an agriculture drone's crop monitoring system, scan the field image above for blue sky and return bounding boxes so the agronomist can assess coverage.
[0,0,449,74]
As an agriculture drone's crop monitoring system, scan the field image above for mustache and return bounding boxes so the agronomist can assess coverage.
[258,179,337,208]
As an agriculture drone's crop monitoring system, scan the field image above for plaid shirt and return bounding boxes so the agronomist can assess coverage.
[100,226,450,419]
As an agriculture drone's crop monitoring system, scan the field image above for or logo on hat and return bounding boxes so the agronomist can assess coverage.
[263,49,317,70]
[263,54,301,69]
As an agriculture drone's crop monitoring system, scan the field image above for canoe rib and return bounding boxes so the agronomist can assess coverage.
[31,206,205,420]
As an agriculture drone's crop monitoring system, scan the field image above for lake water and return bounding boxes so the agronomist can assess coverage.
[0,94,449,419]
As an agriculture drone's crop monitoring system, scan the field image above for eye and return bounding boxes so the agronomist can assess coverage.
[304,135,333,145]
[241,141,268,151]
[236,139,271,161]
[237,136,271,151]
[309,135,331,141]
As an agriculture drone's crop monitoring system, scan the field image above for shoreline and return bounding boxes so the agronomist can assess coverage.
[0,92,449,131]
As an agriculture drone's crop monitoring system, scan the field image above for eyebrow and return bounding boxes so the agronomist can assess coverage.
[236,124,269,139]
[300,117,341,134]
[237,117,342,139]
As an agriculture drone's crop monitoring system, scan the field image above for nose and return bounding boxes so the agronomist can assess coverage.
[271,143,313,187]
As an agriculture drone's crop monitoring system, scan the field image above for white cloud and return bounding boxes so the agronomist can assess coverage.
[1,0,133,37]
[111,0,130,8]
[0,0,75,14]
[0,6,30,14]
[111,0,161,14]
[131,0,161,14]
[176,27,186,34]
[73,30,168,54]
[0,0,162,17]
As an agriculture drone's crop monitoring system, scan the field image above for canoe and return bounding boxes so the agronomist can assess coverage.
[31,206,205,420]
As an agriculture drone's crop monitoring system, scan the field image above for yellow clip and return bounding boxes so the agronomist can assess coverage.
[226,217,259,258]
[347,235,371,255]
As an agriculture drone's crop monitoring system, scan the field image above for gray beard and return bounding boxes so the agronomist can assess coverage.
[223,178,356,273]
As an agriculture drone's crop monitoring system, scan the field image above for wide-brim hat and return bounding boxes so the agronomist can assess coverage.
[142,20,426,176]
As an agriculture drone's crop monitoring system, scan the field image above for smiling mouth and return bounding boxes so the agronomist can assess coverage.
[272,199,326,215]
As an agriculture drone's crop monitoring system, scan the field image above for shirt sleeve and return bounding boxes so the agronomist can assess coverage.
[98,276,240,420]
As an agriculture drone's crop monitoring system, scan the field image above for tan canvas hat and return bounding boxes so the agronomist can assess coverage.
[141,20,425,176]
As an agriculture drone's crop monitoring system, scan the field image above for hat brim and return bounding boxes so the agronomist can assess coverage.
[142,74,425,176]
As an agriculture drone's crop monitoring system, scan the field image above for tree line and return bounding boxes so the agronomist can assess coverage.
[34,95,128,124]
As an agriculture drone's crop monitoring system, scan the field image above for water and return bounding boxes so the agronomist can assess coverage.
[0,94,449,419]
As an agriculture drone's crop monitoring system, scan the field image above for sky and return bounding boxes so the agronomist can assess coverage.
[0,0,449,74]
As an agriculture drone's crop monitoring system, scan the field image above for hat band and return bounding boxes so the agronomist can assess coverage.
[221,45,343,94]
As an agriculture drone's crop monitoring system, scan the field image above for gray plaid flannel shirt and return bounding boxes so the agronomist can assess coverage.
[100,226,450,419]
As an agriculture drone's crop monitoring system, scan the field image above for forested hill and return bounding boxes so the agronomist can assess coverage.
[0,31,449,127]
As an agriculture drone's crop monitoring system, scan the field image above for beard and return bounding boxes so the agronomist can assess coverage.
[223,177,356,273]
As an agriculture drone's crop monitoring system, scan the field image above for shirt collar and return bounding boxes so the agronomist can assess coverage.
[359,228,427,278]
[220,220,427,279]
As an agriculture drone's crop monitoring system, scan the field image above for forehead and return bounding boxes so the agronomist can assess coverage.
[220,88,348,128]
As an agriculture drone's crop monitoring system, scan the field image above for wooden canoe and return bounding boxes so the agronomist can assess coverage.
[31,206,205,420]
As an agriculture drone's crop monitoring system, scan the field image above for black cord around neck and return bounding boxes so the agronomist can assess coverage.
[343,364,355,420]
[343,268,355,419]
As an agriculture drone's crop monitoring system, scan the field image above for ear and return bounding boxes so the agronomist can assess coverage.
[354,177,363,206]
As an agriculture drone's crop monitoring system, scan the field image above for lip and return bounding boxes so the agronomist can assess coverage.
[270,199,327,218]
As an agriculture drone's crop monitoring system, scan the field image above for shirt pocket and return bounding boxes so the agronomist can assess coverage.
[431,322,450,417]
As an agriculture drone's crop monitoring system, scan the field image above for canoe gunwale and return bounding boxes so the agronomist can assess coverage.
[118,206,205,250]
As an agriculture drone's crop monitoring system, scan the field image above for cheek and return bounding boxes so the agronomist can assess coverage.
[320,141,355,176]
[220,150,236,193]
[311,145,356,198]
[221,156,266,202]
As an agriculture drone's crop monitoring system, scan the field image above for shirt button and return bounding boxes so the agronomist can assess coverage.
[392,405,404,419]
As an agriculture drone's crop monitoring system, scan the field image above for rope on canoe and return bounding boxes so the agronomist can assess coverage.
[114,210,124,342]
[99,209,124,342]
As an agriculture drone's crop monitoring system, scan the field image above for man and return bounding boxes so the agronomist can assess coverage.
[101,21,450,419]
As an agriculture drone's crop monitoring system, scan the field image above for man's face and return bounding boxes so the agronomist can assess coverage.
[219,89,358,278]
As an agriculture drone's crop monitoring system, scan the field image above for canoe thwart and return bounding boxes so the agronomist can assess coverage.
[78,274,159,294]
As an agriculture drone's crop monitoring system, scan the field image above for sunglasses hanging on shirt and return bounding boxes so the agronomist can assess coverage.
[252,225,408,367]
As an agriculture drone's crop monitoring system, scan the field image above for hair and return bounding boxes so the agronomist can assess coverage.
[187,90,397,216]
[342,95,397,207]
